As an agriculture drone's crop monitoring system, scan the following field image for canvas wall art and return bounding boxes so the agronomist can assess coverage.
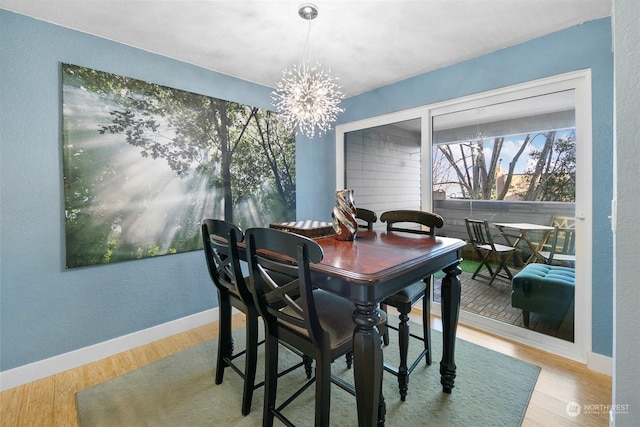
[62,63,296,268]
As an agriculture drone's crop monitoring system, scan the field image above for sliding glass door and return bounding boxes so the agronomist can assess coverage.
[336,70,592,362]
[430,90,577,343]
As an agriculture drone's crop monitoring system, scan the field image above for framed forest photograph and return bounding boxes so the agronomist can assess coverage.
[62,63,296,268]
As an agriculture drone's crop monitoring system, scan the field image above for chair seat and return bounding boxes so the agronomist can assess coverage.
[280,289,355,349]
[384,281,426,306]
[539,225,576,265]
[477,243,515,253]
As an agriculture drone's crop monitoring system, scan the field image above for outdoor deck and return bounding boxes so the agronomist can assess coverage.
[433,269,574,342]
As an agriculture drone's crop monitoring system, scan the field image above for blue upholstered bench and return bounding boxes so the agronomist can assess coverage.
[511,264,575,327]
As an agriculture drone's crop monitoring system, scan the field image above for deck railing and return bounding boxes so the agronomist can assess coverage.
[433,199,575,261]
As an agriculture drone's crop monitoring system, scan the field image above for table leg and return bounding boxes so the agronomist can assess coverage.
[528,229,553,264]
[440,262,462,393]
[352,303,384,427]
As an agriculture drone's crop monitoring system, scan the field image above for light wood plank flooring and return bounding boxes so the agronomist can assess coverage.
[0,313,611,426]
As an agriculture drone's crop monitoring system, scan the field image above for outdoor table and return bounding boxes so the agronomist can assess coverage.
[493,222,555,265]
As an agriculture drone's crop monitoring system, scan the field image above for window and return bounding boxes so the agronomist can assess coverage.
[432,90,576,203]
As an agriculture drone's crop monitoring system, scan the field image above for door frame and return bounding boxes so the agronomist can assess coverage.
[335,70,592,363]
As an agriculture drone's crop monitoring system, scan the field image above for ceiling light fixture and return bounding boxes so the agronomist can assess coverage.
[271,3,344,139]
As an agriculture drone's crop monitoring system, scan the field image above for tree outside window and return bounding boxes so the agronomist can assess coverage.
[433,130,575,202]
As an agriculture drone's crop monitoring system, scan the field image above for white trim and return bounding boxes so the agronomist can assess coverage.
[587,351,613,376]
[573,69,594,365]
[0,308,219,392]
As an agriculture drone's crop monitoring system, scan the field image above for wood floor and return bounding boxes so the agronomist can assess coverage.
[0,313,611,427]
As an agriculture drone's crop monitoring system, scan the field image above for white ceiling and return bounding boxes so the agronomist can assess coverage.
[1,0,612,97]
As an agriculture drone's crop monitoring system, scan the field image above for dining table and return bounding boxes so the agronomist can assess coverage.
[493,222,555,265]
[303,228,466,426]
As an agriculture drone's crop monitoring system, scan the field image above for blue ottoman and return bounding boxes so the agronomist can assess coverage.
[511,264,575,327]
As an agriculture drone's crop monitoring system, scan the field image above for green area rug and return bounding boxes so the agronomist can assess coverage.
[76,323,540,426]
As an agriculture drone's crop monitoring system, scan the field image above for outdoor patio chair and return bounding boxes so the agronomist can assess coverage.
[550,214,576,229]
[537,215,576,261]
[465,218,518,286]
[538,226,576,266]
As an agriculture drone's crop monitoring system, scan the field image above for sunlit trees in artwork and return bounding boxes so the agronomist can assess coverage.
[62,64,295,267]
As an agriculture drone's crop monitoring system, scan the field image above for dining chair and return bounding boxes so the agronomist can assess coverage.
[538,226,576,266]
[355,207,377,230]
[201,219,308,416]
[378,209,443,401]
[465,218,517,286]
[245,227,364,426]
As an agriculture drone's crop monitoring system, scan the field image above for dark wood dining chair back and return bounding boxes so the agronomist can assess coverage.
[355,207,377,230]
[380,209,444,235]
[202,219,258,415]
[245,227,357,426]
[378,209,444,401]
[202,219,306,416]
[202,219,248,302]
[464,218,517,286]
[246,228,325,345]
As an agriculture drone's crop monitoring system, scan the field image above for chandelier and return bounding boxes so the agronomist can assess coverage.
[271,3,344,139]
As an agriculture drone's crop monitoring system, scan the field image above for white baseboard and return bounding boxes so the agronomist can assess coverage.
[0,308,219,392]
[587,350,613,376]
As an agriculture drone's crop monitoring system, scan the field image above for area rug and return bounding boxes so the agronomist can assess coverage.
[76,322,540,426]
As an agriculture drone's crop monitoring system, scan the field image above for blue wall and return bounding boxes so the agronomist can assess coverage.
[0,9,613,373]
[297,18,614,356]
[0,10,275,371]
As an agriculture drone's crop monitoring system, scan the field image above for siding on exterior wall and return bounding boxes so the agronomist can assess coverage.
[345,124,421,222]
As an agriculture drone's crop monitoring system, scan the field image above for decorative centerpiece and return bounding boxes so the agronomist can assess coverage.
[332,189,357,241]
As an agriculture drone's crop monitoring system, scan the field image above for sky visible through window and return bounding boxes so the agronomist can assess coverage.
[433,127,575,200]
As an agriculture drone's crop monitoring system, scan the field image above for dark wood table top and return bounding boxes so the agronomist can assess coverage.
[311,230,465,303]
